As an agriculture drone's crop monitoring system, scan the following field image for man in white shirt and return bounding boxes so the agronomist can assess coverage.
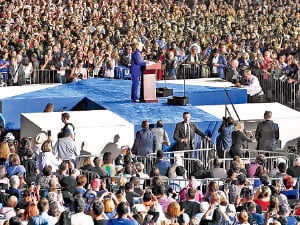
[71,197,94,225]
[242,69,264,103]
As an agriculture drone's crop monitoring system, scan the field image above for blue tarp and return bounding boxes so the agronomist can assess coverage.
[1,79,247,143]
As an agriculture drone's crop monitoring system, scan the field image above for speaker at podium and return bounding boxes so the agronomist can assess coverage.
[140,61,161,103]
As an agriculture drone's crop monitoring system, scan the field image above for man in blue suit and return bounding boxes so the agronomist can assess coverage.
[209,48,227,79]
[130,42,146,102]
[132,120,156,156]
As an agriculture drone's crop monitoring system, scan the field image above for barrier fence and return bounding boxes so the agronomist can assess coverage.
[76,147,298,182]
[32,69,61,84]
[257,72,300,110]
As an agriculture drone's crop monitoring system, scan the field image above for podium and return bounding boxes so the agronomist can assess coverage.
[140,62,161,103]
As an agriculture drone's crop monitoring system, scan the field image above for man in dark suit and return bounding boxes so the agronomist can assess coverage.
[132,120,156,156]
[8,56,25,86]
[173,112,210,151]
[255,111,279,152]
[119,45,132,67]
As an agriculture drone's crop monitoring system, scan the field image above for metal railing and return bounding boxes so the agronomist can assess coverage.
[257,72,300,110]
[33,69,61,84]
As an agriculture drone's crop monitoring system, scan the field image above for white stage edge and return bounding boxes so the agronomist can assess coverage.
[158,78,240,88]
[21,110,134,156]
[197,102,300,149]
[0,84,60,100]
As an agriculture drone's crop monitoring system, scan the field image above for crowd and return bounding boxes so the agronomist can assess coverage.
[0,109,296,225]
[0,0,300,224]
[0,0,298,86]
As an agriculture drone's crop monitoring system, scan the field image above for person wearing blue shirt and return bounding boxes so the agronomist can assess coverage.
[216,117,235,158]
[132,120,156,156]
[156,150,171,177]
[248,202,264,225]
[6,154,26,177]
[130,42,146,102]
[0,52,9,83]
[107,202,138,225]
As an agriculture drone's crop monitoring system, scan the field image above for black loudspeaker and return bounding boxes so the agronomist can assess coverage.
[156,87,173,97]
[167,96,189,106]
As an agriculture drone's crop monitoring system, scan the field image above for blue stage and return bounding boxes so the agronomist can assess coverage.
[1,79,247,143]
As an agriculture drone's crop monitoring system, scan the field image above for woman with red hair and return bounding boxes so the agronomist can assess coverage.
[281,175,298,199]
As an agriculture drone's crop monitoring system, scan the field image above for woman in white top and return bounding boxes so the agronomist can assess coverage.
[103,51,118,78]
[38,140,61,173]
[70,60,87,81]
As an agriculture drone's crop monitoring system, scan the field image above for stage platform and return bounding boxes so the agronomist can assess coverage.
[0,84,60,100]
[198,102,300,149]
[21,111,134,156]
[1,78,247,147]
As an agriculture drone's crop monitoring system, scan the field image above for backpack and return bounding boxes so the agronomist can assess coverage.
[57,211,73,225]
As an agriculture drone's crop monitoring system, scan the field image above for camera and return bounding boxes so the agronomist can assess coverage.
[105,54,109,58]
[78,74,83,79]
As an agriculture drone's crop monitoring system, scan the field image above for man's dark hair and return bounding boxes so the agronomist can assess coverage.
[213,158,221,168]
[143,190,152,202]
[237,174,246,185]
[93,157,100,167]
[26,149,34,158]
[157,150,164,159]
[103,152,112,164]
[175,166,185,176]
[37,198,49,212]
[92,201,104,216]
[264,111,272,119]
[125,182,134,190]
[260,175,269,186]
[141,120,149,129]
[157,120,164,128]
[116,202,129,216]
[227,117,234,126]
[9,217,22,225]
[42,165,52,176]
[123,154,131,165]
[183,112,190,117]
[278,162,286,173]
[73,197,85,213]
[154,184,165,195]
[61,112,70,120]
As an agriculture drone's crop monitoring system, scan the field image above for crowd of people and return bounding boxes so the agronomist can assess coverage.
[0,108,296,225]
[0,0,298,86]
[0,0,300,224]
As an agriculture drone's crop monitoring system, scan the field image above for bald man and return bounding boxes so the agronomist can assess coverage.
[226,59,241,84]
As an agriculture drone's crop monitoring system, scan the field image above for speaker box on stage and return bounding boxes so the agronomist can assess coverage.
[156,87,173,97]
[167,96,189,106]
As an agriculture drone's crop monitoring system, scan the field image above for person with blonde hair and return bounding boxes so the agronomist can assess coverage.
[0,195,18,220]
[6,153,26,177]
[0,142,10,167]
[229,122,252,158]
[38,140,61,172]
[103,198,117,219]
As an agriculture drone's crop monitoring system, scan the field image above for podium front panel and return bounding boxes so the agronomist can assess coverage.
[142,73,157,102]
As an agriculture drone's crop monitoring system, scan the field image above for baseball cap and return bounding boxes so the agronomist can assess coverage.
[279,204,289,215]
[35,132,47,144]
[4,132,15,143]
